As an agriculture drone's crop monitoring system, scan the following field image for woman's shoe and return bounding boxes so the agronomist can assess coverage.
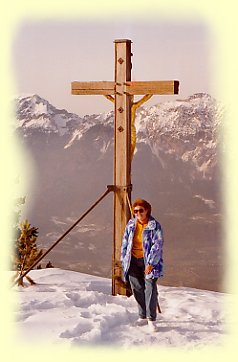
[135,318,148,326]
[147,320,159,332]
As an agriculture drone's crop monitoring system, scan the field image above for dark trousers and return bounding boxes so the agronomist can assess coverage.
[128,256,158,321]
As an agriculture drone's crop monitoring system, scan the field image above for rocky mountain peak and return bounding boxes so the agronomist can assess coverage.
[15,94,84,135]
[16,94,53,119]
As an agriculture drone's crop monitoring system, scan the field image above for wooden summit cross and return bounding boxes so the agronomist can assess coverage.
[72,39,179,296]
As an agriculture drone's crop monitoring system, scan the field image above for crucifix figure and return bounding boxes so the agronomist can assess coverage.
[72,39,179,296]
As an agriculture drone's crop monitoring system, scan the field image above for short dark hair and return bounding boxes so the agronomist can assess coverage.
[132,198,151,217]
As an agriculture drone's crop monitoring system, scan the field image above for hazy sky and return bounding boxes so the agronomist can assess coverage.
[12,19,216,116]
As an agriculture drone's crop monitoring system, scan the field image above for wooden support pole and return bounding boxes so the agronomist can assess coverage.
[112,39,132,296]
[13,187,112,287]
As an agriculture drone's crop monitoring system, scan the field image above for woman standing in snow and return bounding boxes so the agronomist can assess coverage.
[120,198,164,331]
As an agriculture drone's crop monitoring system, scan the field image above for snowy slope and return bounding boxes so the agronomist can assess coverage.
[14,268,232,348]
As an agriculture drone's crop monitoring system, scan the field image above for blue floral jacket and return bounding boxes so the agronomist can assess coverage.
[120,216,164,281]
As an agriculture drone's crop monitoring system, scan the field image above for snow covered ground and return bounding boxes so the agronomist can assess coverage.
[12,268,233,350]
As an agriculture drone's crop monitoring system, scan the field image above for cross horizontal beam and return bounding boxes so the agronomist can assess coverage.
[71,80,179,96]
[125,80,179,95]
[72,81,114,95]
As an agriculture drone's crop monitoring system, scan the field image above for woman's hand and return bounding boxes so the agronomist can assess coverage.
[145,265,153,274]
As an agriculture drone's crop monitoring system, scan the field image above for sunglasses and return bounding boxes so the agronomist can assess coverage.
[134,208,145,214]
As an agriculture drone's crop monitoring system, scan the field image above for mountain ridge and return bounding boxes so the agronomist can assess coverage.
[15,92,222,179]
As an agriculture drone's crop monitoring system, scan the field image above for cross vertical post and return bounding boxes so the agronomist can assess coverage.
[112,39,132,296]
[71,39,179,297]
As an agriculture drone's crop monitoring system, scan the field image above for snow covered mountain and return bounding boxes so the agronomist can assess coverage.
[14,93,224,292]
[135,93,222,179]
[15,93,222,179]
[16,94,83,135]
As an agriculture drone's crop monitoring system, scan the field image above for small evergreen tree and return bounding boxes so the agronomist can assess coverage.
[13,220,43,286]
[12,197,26,260]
